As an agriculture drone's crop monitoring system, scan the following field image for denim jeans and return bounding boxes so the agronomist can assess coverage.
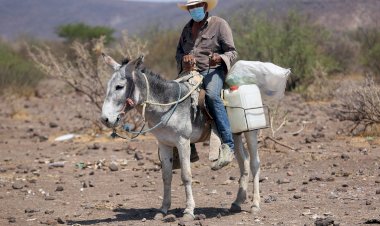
[201,67,234,151]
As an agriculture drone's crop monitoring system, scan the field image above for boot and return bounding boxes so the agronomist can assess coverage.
[211,144,234,171]
[172,144,199,170]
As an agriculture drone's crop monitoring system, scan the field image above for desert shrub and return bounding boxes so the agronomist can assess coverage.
[302,63,338,101]
[143,29,180,79]
[56,23,115,44]
[0,40,44,95]
[323,32,359,73]
[230,11,337,90]
[338,76,380,135]
[354,27,380,77]
[28,33,148,131]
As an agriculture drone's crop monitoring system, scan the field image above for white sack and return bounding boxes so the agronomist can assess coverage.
[226,60,290,100]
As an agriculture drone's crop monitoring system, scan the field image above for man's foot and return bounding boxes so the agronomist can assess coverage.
[211,144,234,171]
[172,144,199,170]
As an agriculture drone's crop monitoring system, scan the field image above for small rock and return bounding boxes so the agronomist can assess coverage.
[8,217,16,223]
[341,154,350,160]
[222,179,232,185]
[55,186,64,192]
[264,195,277,203]
[277,178,290,184]
[365,219,380,224]
[366,200,372,205]
[293,194,302,199]
[39,135,49,142]
[287,171,294,176]
[376,189,380,195]
[163,214,176,222]
[309,176,322,182]
[45,210,54,215]
[229,176,237,181]
[288,188,296,191]
[49,122,58,128]
[134,151,144,161]
[45,196,55,201]
[88,143,101,150]
[127,143,138,151]
[216,213,222,218]
[89,181,94,187]
[109,162,119,171]
[56,217,65,224]
[25,208,39,214]
[336,187,347,192]
[141,218,146,222]
[89,171,95,176]
[0,167,7,173]
[315,217,334,226]
[12,181,24,190]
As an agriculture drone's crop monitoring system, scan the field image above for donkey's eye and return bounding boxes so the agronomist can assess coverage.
[115,85,124,91]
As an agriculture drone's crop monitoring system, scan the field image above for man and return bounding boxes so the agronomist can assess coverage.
[176,0,237,170]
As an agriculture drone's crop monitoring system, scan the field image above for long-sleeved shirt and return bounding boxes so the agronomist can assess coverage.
[175,14,238,74]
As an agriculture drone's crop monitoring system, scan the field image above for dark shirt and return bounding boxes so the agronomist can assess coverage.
[175,14,238,74]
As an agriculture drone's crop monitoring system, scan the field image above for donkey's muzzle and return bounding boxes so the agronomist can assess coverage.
[100,116,110,127]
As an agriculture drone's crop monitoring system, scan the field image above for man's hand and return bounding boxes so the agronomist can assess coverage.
[210,53,222,66]
[182,54,196,71]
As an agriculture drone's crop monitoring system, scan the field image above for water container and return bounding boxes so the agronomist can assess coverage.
[223,84,267,133]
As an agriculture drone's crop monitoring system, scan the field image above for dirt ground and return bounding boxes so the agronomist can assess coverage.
[0,78,379,226]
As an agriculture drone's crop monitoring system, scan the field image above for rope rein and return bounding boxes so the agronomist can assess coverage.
[111,71,202,140]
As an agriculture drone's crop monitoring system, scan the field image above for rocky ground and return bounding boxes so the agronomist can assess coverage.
[0,79,379,226]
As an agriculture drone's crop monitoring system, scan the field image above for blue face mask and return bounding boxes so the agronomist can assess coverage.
[189,7,206,22]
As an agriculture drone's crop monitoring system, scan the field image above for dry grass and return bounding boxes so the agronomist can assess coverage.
[338,76,380,135]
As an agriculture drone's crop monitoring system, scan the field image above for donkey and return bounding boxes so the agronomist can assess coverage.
[100,54,261,220]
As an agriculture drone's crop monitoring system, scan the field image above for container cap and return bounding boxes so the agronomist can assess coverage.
[230,85,239,91]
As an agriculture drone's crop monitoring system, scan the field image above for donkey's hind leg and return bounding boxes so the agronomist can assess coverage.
[245,130,261,213]
[154,142,173,220]
[230,133,250,213]
[177,137,195,220]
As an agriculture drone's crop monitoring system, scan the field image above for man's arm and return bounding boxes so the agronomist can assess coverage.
[218,19,238,72]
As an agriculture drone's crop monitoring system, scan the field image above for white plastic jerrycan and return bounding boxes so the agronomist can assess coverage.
[223,84,267,133]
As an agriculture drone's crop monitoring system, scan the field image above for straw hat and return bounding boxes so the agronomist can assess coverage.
[177,0,218,12]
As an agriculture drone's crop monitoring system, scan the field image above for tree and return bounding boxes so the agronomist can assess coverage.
[56,23,114,44]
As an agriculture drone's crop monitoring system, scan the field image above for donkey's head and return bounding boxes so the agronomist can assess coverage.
[100,53,144,128]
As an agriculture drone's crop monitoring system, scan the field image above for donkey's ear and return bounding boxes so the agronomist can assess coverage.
[102,53,121,70]
[134,55,145,70]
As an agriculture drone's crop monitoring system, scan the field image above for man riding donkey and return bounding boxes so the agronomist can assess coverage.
[176,0,237,170]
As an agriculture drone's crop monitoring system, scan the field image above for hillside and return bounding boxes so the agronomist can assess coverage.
[0,0,379,40]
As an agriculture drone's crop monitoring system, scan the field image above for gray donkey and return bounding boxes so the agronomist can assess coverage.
[100,54,261,220]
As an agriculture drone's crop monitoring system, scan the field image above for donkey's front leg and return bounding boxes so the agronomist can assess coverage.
[154,143,173,220]
[177,137,195,220]
[245,130,261,213]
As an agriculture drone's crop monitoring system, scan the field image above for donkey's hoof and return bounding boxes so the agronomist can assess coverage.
[182,213,195,222]
[229,203,242,213]
[250,205,261,214]
[154,212,165,221]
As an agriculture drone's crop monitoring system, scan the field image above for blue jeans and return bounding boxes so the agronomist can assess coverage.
[201,67,234,151]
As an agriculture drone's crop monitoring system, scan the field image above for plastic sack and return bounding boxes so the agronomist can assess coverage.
[226,60,290,100]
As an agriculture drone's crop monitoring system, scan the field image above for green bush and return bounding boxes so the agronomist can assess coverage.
[56,23,115,44]
[0,40,44,95]
[230,12,337,90]
[354,27,380,77]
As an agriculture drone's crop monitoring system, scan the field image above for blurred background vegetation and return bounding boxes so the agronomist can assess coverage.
[1,10,380,96]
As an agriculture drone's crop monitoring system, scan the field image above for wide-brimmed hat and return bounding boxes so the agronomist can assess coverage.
[177,0,218,12]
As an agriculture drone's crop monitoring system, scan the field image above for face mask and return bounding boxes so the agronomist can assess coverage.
[189,7,206,22]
